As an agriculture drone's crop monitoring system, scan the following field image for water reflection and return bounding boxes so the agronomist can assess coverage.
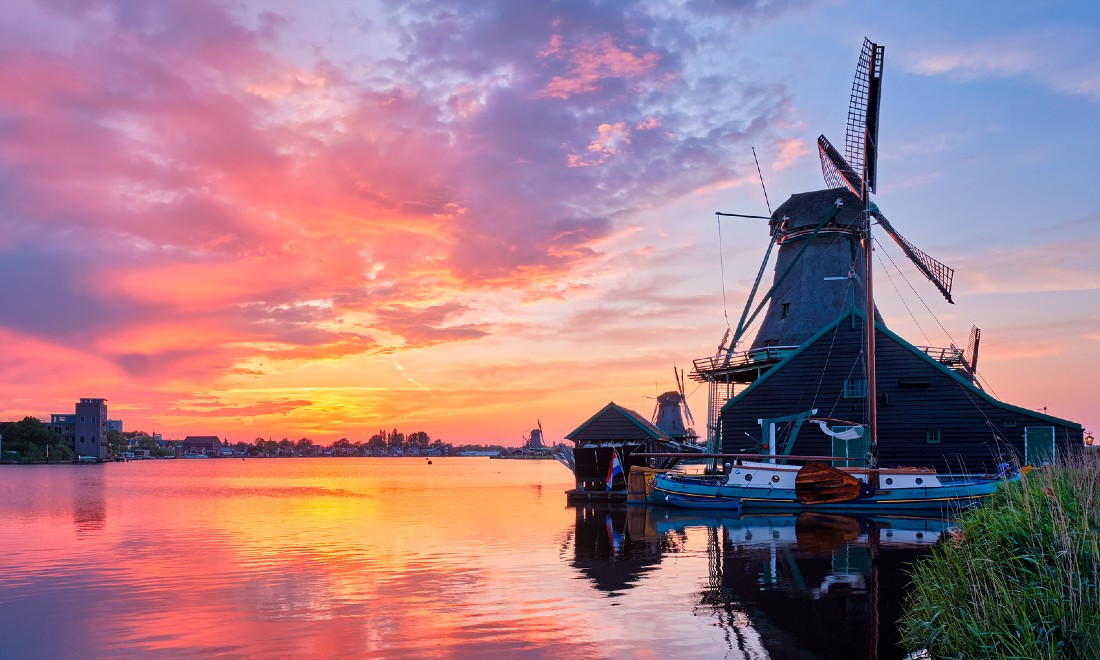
[0,461,948,658]
[574,505,947,659]
[72,469,106,534]
[567,505,674,595]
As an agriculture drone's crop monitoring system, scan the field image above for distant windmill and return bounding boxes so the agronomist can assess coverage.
[650,367,697,441]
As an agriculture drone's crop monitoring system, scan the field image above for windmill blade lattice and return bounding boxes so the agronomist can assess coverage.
[845,39,885,195]
[818,134,863,197]
[817,38,956,306]
[871,205,955,303]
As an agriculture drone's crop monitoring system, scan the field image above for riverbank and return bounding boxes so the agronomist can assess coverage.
[901,451,1099,657]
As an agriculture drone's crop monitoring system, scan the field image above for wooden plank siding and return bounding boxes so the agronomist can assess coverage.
[719,310,1083,473]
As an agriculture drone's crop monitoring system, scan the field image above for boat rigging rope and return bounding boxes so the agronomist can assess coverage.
[810,319,845,411]
[872,237,1005,432]
[717,215,732,333]
[875,237,933,346]
[873,236,955,346]
[736,233,849,350]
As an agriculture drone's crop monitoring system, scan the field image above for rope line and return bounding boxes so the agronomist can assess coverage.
[717,215,732,332]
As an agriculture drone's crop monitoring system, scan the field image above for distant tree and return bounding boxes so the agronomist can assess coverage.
[366,434,387,454]
[295,437,315,455]
[106,429,125,456]
[1,417,71,462]
[408,431,431,450]
[332,437,356,456]
[388,429,405,452]
[129,432,152,448]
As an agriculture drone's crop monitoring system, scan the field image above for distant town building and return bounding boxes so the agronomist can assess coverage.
[74,398,108,461]
[47,414,76,447]
[46,402,118,461]
[178,436,221,457]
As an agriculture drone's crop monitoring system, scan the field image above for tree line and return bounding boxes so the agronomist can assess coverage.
[0,418,484,462]
[0,417,73,463]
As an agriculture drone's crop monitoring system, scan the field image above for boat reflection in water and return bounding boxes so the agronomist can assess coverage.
[569,504,947,659]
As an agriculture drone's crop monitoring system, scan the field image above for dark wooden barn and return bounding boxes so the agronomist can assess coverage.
[718,309,1083,473]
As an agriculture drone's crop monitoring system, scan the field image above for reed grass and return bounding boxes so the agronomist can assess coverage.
[901,450,1100,659]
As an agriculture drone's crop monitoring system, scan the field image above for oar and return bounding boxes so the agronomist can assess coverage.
[795,462,874,504]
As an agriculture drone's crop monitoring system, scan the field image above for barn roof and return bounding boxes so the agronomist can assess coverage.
[725,306,1081,429]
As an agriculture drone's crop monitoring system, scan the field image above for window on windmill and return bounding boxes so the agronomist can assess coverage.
[1004,420,1017,428]
[926,430,941,444]
[843,377,866,399]
[781,302,791,319]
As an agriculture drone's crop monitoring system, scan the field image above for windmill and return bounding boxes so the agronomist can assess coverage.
[650,367,698,441]
[690,38,980,456]
[720,38,965,354]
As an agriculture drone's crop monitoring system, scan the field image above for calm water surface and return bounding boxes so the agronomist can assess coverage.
[0,458,941,658]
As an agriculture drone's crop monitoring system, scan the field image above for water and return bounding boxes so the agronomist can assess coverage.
[0,458,940,658]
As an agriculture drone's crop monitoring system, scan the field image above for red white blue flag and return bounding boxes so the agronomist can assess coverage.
[606,448,624,491]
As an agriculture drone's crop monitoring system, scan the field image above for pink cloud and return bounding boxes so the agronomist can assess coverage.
[0,0,807,441]
[538,35,661,99]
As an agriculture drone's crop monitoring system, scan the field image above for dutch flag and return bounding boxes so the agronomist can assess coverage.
[606,448,624,491]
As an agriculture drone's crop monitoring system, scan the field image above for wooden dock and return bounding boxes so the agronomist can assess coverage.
[565,489,628,504]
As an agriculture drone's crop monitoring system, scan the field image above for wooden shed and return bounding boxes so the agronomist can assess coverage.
[564,402,686,493]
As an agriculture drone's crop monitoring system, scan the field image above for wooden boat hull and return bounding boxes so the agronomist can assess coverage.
[663,494,742,510]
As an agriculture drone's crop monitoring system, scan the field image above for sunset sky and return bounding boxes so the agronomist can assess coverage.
[2,0,1097,445]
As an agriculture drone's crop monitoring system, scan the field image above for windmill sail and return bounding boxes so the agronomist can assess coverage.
[818,135,863,198]
[816,39,955,306]
[963,325,981,374]
[846,39,885,194]
[871,206,955,303]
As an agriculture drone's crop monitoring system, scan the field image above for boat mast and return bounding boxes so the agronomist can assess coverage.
[863,130,878,469]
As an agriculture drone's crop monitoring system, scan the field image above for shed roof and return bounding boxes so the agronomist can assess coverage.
[564,401,670,442]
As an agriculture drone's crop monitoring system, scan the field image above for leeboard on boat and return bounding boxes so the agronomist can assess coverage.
[795,462,872,504]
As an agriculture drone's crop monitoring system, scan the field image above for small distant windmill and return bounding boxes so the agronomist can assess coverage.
[650,367,697,441]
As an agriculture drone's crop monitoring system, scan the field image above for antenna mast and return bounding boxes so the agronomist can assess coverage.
[752,147,773,215]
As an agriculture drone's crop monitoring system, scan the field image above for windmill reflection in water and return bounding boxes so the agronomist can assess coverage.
[570,503,946,659]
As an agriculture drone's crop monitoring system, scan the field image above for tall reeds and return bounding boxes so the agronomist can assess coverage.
[901,450,1100,658]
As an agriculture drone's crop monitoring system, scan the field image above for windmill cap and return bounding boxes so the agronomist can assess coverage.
[772,187,865,232]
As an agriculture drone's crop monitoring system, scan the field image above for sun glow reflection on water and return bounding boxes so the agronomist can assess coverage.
[0,458,931,658]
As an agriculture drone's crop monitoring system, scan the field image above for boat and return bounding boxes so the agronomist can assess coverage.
[648,38,1022,513]
[650,456,1015,511]
[663,493,742,510]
